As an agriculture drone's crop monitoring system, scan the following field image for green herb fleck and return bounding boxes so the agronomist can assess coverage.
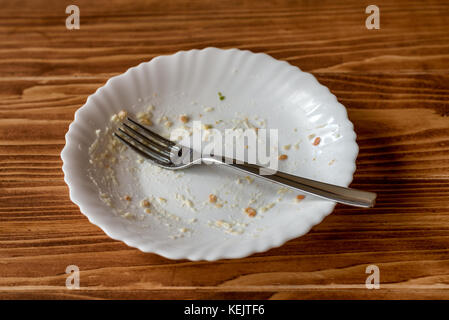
[218,92,225,101]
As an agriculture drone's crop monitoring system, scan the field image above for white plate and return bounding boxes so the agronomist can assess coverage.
[61,48,358,261]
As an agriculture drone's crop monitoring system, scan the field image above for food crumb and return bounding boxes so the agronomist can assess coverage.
[218,92,225,100]
[204,107,214,112]
[245,176,254,184]
[179,115,189,123]
[203,124,213,130]
[144,208,151,214]
[313,137,321,146]
[283,144,291,150]
[215,220,231,229]
[279,154,288,160]
[137,111,152,126]
[244,207,257,217]
[122,212,134,219]
[277,187,289,194]
[164,121,173,128]
[118,110,127,120]
[296,195,305,202]
[185,199,194,208]
[260,202,275,213]
[124,195,132,201]
[140,199,150,208]
[209,194,217,203]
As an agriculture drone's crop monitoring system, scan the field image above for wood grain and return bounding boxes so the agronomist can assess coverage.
[1,0,449,299]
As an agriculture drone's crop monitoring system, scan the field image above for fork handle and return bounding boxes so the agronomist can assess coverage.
[216,160,376,208]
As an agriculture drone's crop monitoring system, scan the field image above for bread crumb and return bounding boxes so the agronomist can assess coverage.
[144,208,151,214]
[216,220,231,229]
[260,203,275,213]
[296,195,305,202]
[118,110,127,120]
[209,194,217,203]
[279,154,288,160]
[203,124,213,130]
[185,199,194,208]
[277,187,289,194]
[157,197,167,204]
[313,137,321,146]
[124,195,132,201]
[122,212,134,219]
[283,144,291,150]
[140,199,150,208]
[244,207,257,217]
[164,121,173,128]
[180,115,189,123]
[137,111,153,126]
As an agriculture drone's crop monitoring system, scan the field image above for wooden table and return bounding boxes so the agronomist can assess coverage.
[1,0,449,299]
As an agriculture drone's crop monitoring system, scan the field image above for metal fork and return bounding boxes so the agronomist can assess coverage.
[114,117,377,208]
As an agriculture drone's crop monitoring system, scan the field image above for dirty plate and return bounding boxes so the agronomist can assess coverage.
[61,48,358,260]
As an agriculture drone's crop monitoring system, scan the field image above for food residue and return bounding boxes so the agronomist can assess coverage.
[180,115,189,123]
[209,194,217,203]
[140,199,151,208]
[87,98,322,241]
[244,207,257,217]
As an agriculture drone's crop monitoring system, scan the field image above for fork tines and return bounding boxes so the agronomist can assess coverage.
[113,117,177,165]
